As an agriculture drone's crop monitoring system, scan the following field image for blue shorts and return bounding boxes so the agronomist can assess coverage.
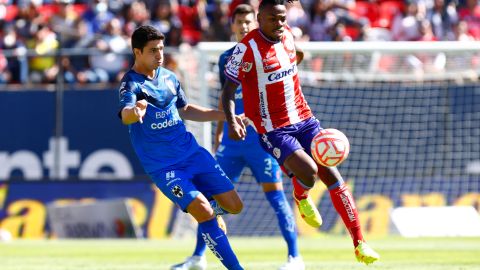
[259,117,322,165]
[215,141,282,183]
[149,147,234,211]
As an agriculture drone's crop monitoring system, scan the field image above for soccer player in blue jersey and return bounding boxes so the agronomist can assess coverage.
[118,25,245,270]
[171,5,304,270]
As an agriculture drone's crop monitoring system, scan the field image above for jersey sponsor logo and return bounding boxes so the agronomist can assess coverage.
[171,185,183,198]
[151,119,179,129]
[233,46,243,55]
[155,106,174,119]
[340,192,356,222]
[267,63,297,83]
[166,171,175,180]
[264,63,280,70]
[259,91,268,120]
[261,134,273,149]
[225,43,247,78]
[265,50,275,59]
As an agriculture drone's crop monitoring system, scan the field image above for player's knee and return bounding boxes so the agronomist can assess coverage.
[294,163,318,183]
[187,199,216,223]
[225,200,243,214]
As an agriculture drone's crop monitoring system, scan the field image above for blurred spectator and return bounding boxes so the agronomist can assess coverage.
[308,0,339,41]
[26,24,59,83]
[89,17,129,83]
[286,0,309,40]
[0,49,11,84]
[1,24,27,83]
[82,0,114,35]
[228,0,259,16]
[418,19,438,40]
[14,2,44,41]
[63,19,105,84]
[426,0,458,40]
[203,0,231,41]
[150,0,183,46]
[391,1,424,41]
[454,19,475,40]
[177,0,210,45]
[122,0,150,37]
[318,0,369,40]
[458,0,480,39]
[49,0,80,47]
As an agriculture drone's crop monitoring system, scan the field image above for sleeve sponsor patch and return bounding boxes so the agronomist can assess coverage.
[225,43,247,80]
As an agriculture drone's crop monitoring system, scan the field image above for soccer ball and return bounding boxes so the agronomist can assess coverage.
[310,128,350,167]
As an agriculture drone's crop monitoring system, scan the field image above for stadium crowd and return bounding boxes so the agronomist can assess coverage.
[0,0,478,84]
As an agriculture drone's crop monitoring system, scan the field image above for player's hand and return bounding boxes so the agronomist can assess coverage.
[237,113,250,127]
[134,100,147,123]
[229,116,246,140]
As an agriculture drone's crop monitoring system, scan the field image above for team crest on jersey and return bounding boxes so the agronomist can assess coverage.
[242,62,253,72]
[171,185,183,198]
[273,147,281,159]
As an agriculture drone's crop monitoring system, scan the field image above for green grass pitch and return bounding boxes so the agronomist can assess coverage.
[1,236,479,270]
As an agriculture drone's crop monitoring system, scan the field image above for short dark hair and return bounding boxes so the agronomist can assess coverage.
[259,0,285,10]
[131,25,165,52]
[231,4,255,22]
[259,0,297,10]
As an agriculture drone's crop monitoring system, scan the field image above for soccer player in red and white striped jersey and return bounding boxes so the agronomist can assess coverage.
[222,0,380,265]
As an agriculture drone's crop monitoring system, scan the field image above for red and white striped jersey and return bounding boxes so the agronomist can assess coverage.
[224,27,313,134]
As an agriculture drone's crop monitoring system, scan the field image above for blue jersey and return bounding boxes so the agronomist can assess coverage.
[118,68,199,173]
[219,47,257,145]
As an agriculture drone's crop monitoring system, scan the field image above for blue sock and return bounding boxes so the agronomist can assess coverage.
[191,201,229,257]
[198,218,243,270]
[192,227,207,256]
[265,190,299,257]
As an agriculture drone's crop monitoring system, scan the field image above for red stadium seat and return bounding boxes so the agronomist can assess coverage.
[353,1,379,25]
[373,0,405,29]
[344,26,361,40]
[37,4,59,20]
[3,5,19,21]
[72,4,88,16]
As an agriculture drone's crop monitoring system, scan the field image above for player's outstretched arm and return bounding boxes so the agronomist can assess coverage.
[221,79,246,140]
[178,103,225,122]
[121,100,147,125]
